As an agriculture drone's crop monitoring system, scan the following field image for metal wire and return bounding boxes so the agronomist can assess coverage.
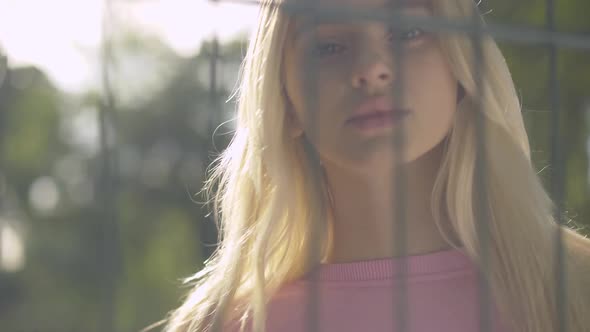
[97,1,122,331]
[469,4,492,332]
[545,0,567,331]
[204,37,221,261]
[0,55,7,223]
[219,0,590,51]
[389,2,409,332]
[299,1,323,331]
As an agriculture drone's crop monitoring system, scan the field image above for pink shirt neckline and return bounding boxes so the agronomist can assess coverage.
[303,247,472,282]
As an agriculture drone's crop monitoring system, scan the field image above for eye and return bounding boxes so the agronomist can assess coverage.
[312,42,347,58]
[401,27,424,41]
[389,27,425,43]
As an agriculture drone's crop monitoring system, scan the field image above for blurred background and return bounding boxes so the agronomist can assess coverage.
[0,1,588,332]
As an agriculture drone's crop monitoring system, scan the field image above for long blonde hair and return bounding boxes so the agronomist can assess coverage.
[162,0,590,331]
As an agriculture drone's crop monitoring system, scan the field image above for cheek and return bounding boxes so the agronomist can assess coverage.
[402,54,458,161]
[409,53,457,118]
[285,63,347,128]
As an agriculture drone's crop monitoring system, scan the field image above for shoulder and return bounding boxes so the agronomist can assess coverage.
[564,227,590,268]
[222,283,309,332]
[563,227,590,296]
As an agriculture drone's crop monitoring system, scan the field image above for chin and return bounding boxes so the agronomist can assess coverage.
[356,143,442,173]
[321,136,445,175]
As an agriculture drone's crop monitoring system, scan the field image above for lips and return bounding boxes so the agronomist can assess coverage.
[346,96,409,124]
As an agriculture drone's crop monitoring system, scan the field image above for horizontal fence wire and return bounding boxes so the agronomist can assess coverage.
[217,0,590,51]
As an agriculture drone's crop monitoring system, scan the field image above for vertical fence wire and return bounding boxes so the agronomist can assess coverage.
[299,2,322,332]
[205,37,221,260]
[469,3,491,332]
[0,54,7,223]
[390,2,408,332]
[0,54,6,264]
[545,0,567,331]
[97,1,121,331]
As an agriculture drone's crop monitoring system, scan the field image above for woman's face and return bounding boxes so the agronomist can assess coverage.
[283,0,458,175]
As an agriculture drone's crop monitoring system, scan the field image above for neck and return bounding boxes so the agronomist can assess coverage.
[323,142,459,264]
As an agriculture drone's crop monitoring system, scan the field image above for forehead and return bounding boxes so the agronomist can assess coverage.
[288,0,431,32]
[318,0,426,8]
[287,0,429,11]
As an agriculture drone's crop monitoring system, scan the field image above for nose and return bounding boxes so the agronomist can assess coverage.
[351,53,394,93]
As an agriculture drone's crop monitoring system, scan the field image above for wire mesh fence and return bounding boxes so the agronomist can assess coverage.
[189,1,587,331]
[1,0,590,331]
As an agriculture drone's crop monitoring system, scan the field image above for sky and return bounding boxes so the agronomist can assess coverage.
[0,0,258,93]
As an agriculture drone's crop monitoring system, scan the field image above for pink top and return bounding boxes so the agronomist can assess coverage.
[226,248,510,332]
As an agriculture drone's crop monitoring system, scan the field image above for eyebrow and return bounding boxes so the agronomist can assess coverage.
[292,0,431,42]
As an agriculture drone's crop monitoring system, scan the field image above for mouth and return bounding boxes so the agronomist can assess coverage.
[345,110,410,132]
[345,109,410,123]
[346,95,411,123]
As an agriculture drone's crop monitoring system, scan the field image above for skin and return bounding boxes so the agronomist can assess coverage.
[283,0,461,263]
